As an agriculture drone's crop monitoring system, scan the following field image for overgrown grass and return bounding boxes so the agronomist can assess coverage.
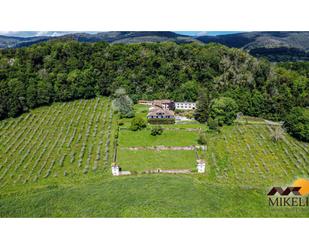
[203,124,309,186]
[0,174,307,217]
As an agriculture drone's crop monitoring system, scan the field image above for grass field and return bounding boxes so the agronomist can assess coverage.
[0,174,307,217]
[119,129,199,147]
[0,99,309,217]
[117,150,196,171]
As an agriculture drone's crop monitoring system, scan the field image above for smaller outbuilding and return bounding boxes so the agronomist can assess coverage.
[111,163,131,176]
[196,159,206,173]
[111,163,120,176]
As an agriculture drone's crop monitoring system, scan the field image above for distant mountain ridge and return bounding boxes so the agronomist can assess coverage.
[197,32,309,50]
[0,31,198,48]
[1,31,309,61]
[196,31,309,61]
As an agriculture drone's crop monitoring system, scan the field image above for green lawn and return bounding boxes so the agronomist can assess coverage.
[0,174,307,217]
[117,150,196,171]
[117,104,200,172]
[119,129,199,147]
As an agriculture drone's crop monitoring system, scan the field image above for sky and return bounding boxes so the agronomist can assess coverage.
[0,31,242,37]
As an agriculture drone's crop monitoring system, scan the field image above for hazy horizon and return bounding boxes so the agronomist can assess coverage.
[0,31,242,38]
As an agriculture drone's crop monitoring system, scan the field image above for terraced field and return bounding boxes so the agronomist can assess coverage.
[0,97,116,190]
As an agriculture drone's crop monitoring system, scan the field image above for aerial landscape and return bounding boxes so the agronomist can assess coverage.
[0,31,308,217]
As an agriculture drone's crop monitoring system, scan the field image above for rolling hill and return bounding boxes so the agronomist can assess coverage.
[0,35,50,48]
[0,31,198,48]
[0,99,308,217]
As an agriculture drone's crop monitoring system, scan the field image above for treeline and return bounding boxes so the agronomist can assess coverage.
[0,40,308,124]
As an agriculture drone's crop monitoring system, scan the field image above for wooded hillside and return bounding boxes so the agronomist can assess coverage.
[0,40,308,122]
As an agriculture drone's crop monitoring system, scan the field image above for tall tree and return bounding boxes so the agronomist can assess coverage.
[194,89,210,123]
[112,88,134,118]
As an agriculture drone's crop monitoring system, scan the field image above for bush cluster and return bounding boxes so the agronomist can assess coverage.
[150,126,163,136]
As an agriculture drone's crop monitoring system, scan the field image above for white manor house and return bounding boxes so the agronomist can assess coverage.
[139,99,196,111]
[174,102,196,110]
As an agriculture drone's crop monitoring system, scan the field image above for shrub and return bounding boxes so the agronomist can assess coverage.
[130,117,147,131]
[184,111,194,119]
[175,109,184,114]
[151,126,163,136]
[197,133,207,145]
[208,117,219,131]
[148,118,175,124]
[124,111,135,118]
[271,126,284,142]
[118,120,124,126]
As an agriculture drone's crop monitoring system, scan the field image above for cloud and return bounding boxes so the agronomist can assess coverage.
[0,31,94,37]
[196,31,208,36]
[35,31,76,37]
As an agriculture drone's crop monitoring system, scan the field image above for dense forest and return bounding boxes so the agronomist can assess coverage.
[0,40,308,139]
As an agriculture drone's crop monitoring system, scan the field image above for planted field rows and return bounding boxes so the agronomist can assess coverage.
[205,124,309,186]
[0,97,116,189]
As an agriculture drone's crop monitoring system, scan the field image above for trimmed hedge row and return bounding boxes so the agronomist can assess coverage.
[147,118,175,125]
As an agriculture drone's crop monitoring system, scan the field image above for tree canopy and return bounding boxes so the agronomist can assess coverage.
[284,107,309,142]
[0,39,308,141]
[209,97,238,126]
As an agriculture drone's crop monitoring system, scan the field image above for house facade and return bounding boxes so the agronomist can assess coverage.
[139,99,196,111]
[147,105,175,124]
[175,102,196,110]
[147,107,175,119]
